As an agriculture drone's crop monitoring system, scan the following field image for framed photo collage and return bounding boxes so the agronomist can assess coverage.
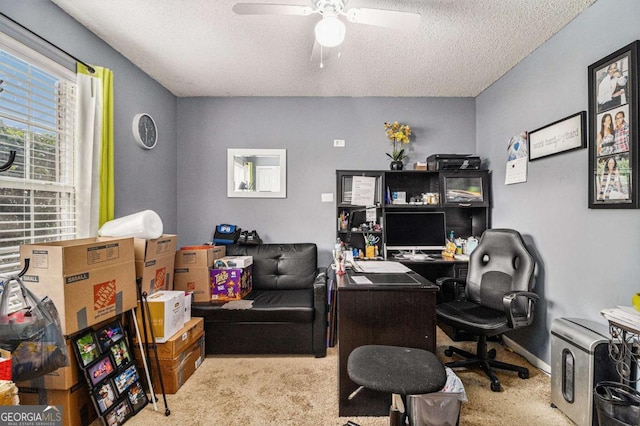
[588,41,640,208]
[72,320,148,426]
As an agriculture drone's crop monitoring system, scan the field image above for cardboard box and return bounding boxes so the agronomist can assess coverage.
[19,237,137,336]
[219,255,253,268]
[414,162,427,170]
[173,246,225,303]
[134,234,177,295]
[16,339,80,390]
[210,265,253,301]
[136,335,204,394]
[132,317,204,360]
[19,381,98,426]
[137,290,185,343]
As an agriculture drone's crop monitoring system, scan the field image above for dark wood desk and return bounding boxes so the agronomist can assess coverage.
[337,270,438,417]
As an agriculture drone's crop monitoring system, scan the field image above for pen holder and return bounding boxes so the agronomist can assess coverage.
[365,245,375,258]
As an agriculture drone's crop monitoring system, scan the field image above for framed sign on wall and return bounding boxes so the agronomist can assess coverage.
[588,41,639,208]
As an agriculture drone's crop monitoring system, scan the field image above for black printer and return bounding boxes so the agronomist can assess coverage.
[426,154,481,171]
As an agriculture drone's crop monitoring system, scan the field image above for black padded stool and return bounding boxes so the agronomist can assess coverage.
[347,345,447,426]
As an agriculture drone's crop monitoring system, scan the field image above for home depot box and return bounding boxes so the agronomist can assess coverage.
[15,338,79,390]
[132,317,204,360]
[134,234,177,295]
[136,290,185,343]
[210,265,253,301]
[136,335,204,394]
[174,246,225,303]
[19,381,97,426]
[19,237,137,336]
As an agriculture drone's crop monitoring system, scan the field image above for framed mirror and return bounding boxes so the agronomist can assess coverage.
[227,149,287,198]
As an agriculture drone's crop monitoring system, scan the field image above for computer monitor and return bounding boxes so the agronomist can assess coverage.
[384,211,447,255]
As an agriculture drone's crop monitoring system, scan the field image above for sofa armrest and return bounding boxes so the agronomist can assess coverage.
[312,269,328,357]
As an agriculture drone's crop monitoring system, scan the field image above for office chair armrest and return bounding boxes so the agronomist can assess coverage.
[503,291,539,328]
[435,277,467,302]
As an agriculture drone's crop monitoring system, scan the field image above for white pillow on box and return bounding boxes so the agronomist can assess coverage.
[219,256,253,268]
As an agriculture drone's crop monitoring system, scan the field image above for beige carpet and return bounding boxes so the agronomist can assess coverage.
[117,328,574,426]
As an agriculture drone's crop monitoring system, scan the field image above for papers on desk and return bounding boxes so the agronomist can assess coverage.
[352,261,411,273]
[601,306,640,332]
[350,276,373,284]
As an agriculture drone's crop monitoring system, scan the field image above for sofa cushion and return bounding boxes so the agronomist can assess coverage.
[226,243,318,290]
[193,289,314,323]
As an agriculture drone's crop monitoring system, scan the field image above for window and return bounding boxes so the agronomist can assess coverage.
[0,35,77,275]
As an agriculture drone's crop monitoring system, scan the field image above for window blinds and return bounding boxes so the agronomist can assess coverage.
[0,39,77,276]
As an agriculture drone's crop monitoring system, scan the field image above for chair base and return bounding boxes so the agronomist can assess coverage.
[444,336,529,392]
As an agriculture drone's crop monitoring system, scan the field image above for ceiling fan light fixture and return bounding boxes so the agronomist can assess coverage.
[314,15,346,47]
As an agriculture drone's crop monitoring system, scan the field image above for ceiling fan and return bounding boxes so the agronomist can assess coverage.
[232,0,421,65]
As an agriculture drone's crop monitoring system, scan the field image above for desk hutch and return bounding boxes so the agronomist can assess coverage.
[335,168,491,281]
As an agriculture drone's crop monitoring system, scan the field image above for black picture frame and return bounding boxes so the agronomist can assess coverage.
[126,381,149,414]
[528,111,587,161]
[113,363,139,395]
[95,320,125,353]
[588,41,639,208]
[103,398,132,426]
[93,380,117,415]
[86,353,115,387]
[73,330,100,367]
[109,339,132,370]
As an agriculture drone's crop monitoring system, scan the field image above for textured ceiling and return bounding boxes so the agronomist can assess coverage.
[51,0,597,97]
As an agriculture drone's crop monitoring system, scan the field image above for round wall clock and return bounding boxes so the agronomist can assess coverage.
[132,113,158,150]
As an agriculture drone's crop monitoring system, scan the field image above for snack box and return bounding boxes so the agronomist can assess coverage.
[210,265,253,301]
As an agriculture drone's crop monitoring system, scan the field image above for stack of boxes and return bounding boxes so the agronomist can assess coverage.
[132,318,205,394]
[10,233,255,417]
[17,237,139,426]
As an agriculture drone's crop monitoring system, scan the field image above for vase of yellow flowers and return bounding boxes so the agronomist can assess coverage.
[384,121,411,170]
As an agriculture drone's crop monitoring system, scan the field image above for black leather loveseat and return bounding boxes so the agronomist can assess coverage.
[191,243,327,358]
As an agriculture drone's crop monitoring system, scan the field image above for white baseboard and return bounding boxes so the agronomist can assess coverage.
[503,335,551,375]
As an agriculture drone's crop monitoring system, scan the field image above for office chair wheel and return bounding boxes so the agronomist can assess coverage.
[444,348,453,357]
[491,381,501,392]
[518,371,529,379]
[488,348,496,359]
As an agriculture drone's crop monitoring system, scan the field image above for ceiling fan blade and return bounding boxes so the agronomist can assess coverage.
[232,3,313,16]
[346,8,421,31]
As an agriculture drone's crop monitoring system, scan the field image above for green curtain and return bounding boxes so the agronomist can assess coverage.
[77,63,115,227]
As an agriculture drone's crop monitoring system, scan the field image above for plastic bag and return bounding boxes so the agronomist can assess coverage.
[98,209,163,239]
[0,276,69,382]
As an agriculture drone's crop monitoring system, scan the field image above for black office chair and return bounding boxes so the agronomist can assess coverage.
[435,228,538,392]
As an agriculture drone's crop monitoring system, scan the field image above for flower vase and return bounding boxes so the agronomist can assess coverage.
[390,160,403,170]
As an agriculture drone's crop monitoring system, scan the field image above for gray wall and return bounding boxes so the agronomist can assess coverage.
[7,0,635,366]
[477,0,640,363]
[176,97,476,265]
[0,1,179,233]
